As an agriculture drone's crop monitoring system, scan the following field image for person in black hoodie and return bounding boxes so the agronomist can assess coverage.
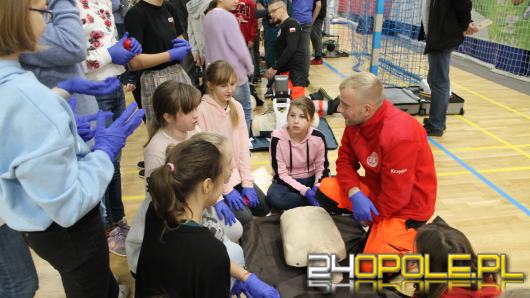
[420,0,478,136]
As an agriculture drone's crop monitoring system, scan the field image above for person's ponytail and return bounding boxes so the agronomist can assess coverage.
[149,164,189,238]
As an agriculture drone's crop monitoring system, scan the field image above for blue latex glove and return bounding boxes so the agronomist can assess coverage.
[125,35,142,55]
[224,189,246,211]
[57,77,120,96]
[241,187,260,208]
[244,274,280,298]
[168,40,191,62]
[172,37,190,49]
[349,191,379,223]
[108,32,139,65]
[304,188,320,207]
[230,279,248,298]
[214,200,236,226]
[68,97,98,142]
[93,102,144,161]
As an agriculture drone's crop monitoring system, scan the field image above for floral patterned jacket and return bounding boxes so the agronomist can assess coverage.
[77,0,125,80]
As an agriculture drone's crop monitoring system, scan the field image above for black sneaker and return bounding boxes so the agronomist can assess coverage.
[138,169,145,179]
[424,125,444,137]
[137,161,144,169]
[423,118,446,131]
[264,88,273,100]
[327,97,341,115]
[318,88,333,101]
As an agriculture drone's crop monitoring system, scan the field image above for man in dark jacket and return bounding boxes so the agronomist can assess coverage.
[421,0,478,136]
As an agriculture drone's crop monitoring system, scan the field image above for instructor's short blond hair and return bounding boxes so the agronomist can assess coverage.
[339,72,383,105]
[0,0,40,56]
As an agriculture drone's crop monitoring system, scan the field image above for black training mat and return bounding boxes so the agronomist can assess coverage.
[250,118,339,152]
[240,215,407,297]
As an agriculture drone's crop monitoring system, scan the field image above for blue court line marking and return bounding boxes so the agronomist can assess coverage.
[322,60,530,216]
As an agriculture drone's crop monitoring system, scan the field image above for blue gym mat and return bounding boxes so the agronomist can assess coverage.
[250,117,338,152]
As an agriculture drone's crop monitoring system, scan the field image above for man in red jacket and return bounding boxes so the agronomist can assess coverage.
[318,72,437,268]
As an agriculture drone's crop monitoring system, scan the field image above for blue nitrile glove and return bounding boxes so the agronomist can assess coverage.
[58,77,120,96]
[241,187,260,208]
[108,32,137,65]
[68,97,98,142]
[171,37,190,49]
[125,35,142,55]
[168,40,191,62]
[349,191,379,223]
[224,189,246,211]
[244,274,280,298]
[231,279,248,298]
[214,200,236,226]
[93,102,144,161]
[304,188,319,207]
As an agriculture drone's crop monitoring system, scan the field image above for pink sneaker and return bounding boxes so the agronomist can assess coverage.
[108,218,130,257]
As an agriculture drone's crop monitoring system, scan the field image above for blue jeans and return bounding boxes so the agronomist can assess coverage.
[96,87,126,227]
[0,225,38,298]
[266,176,315,210]
[233,82,252,130]
[427,48,453,130]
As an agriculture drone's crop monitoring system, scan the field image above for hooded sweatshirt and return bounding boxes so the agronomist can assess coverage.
[186,0,210,58]
[270,125,329,195]
[19,0,99,122]
[0,60,113,232]
[197,95,253,194]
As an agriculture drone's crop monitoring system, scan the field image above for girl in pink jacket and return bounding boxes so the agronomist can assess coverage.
[197,60,269,224]
[267,97,329,210]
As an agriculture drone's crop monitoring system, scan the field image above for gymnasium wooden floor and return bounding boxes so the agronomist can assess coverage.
[33,57,530,297]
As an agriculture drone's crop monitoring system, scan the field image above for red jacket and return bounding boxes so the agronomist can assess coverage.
[336,100,436,221]
[233,0,258,44]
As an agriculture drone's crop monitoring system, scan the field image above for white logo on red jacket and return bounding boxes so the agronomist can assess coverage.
[390,168,408,174]
[366,152,378,167]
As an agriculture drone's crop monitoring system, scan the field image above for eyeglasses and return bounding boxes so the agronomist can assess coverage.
[269,6,282,15]
[29,8,54,23]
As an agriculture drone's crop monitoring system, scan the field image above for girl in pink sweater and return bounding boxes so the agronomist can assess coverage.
[198,61,269,224]
[267,97,330,210]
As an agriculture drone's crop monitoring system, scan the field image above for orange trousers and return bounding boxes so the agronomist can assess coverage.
[318,177,417,273]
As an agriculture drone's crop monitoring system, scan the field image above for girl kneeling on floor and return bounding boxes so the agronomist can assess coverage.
[136,135,279,298]
[267,96,330,210]
[198,60,270,224]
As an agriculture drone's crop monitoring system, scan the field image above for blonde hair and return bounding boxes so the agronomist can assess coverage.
[206,60,239,127]
[189,132,228,148]
[339,72,383,105]
[0,0,40,56]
